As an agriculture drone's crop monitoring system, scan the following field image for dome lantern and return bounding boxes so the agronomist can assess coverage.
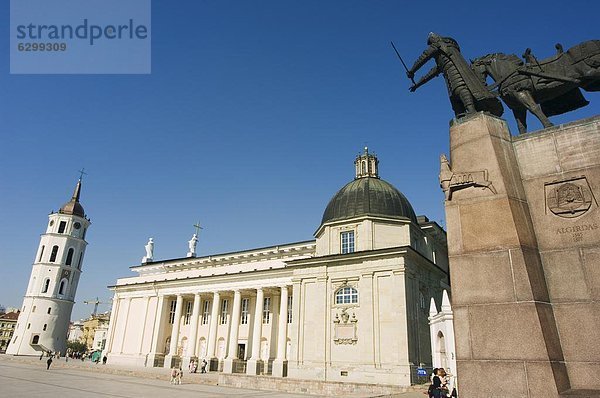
[354,147,379,179]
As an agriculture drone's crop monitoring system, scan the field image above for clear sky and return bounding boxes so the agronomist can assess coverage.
[1,0,599,320]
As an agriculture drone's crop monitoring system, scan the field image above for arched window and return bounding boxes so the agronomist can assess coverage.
[41,278,50,293]
[59,279,68,295]
[31,335,39,344]
[49,246,59,262]
[335,286,358,304]
[38,246,45,262]
[47,307,51,314]
[65,248,74,266]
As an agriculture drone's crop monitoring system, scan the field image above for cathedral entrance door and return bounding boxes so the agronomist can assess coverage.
[237,343,245,359]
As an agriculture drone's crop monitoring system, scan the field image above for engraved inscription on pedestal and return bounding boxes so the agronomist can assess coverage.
[545,176,596,218]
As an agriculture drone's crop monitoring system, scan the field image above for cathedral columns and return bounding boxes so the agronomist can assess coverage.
[223,289,242,373]
[247,287,264,375]
[164,294,183,368]
[104,295,120,355]
[205,291,220,370]
[273,285,289,377]
[182,293,201,369]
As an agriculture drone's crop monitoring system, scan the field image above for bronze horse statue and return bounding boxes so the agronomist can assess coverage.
[471,40,600,134]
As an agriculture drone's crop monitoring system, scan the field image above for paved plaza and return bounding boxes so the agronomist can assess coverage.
[0,355,426,397]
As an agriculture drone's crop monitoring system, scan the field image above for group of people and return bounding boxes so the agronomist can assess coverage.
[187,358,207,374]
[170,358,208,385]
[428,367,457,398]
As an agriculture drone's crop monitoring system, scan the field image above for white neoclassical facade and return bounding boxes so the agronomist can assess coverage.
[106,149,450,386]
[8,179,90,356]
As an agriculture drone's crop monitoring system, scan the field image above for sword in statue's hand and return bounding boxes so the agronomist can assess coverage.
[391,41,416,86]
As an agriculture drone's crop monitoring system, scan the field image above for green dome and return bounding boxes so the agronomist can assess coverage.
[321,177,417,225]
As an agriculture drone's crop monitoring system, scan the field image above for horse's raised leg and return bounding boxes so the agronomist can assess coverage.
[515,90,553,130]
[512,107,528,135]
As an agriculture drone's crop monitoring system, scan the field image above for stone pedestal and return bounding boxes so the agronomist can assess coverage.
[444,113,595,398]
[223,358,245,374]
[145,352,164,367]
[163,354,180,369]
[246,359,263,375]
[272,359,288,377]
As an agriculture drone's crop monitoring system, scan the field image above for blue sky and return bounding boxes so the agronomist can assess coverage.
[1,0,599,320]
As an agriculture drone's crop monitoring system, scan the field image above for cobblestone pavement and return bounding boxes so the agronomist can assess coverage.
[0,355,426,398]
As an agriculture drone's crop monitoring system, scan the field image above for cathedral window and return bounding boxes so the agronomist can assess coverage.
[341,231,355,254]
[65,248,74,266]
[49,246,59,262]
[41,278,50,293]
[201,300,210,325]
[335,286,358,304]
[168,300,176,324]
[184,301,192,325]
[262,297,271,324]
[220,299,228,325]
[58,221,67,234]
[241,298,249,325]
[38,246,45,262]
[287,296,293,324]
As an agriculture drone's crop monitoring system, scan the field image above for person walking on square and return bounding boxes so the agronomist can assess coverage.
[176,367,183,385]
[170,367,177,384]
[201,359,207,374]
[46,357,53,370]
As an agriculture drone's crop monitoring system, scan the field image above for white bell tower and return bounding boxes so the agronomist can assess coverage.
[7,178,91,356]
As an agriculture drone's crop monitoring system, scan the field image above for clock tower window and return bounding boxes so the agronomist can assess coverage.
[65,248,74,266]
[49,246,59,262]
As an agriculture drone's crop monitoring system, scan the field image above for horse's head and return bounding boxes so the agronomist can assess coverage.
[471,55,492,79]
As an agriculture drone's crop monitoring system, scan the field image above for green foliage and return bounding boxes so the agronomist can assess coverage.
[67,340,87,354]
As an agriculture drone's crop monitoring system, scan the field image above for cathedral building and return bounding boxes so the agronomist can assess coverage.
[105,149,449,386]
[7,179,90,356]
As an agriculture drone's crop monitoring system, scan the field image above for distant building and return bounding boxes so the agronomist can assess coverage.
[0,312,20,352]
[7,179,91,356]
[68,320,84,342]
[82,313,110,350]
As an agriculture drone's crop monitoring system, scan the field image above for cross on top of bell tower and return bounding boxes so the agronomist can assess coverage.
[354,147,379,179]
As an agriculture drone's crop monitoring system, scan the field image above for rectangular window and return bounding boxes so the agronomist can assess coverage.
[58,221,67,234]
[38,246,45,262]
[241,298,249,325]
[287,296,293,324]
[262,297,271,324]
[220,299,228,325]
[341,231,355,254]
[201,300,211,325]
[168,300,176,324]
[184,301,192,325]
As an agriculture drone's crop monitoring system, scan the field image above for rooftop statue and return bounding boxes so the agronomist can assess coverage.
[471,40,600,134]
[405,33,504,118]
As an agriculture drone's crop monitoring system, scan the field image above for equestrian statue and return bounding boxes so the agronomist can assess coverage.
[401,33,600,134]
